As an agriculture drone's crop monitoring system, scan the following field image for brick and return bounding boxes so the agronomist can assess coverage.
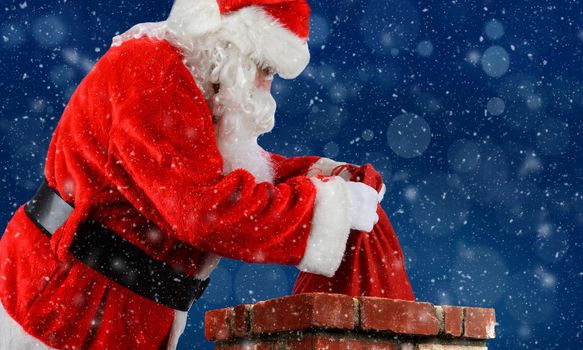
[441,306,463,337]
[416,345,487,350]
[285,335,398,350]
[205,295,496,350]
[463,307,496,339]
[251,293,355,334]
[359,297,440,336]
[205,307,233,341]
[232,304,252,338]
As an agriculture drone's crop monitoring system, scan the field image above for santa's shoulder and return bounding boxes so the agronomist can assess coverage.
[111,35,178,55]
[78,30,187,94]
[105,36,183,71]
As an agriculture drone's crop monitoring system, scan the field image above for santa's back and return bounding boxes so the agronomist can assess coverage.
[0,37,216,350]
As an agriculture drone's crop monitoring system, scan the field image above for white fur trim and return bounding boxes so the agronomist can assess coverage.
[307,158,352,180]
[166,0,221,38]
[166,310,188,350]
[297,177,352,277]
[216,6,310,79]
[378,183,387,202]
[0,301,54,349]
[114,3,309,79]
[111,22,196,52]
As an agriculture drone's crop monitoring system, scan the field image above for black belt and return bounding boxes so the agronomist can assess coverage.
[24,180,209,312]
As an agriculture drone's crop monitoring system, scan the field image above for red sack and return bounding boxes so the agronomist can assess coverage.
[293,164,415,300]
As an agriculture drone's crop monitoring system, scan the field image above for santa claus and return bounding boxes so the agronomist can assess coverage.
[0,0,382,349]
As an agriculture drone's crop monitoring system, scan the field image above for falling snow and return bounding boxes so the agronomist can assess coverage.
[0,1,582,350]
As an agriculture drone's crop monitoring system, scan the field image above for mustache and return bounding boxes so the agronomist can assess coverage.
[212,81,276,136]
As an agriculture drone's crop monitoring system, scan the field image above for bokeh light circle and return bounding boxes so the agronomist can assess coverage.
[33,16,66,48]
[481,46,510,78]
[323,141,339,158]
[387,113,432,158]
[362,129,374,141]
[486,97,506,116]
[484,19,505,40]
[416,40,434,57]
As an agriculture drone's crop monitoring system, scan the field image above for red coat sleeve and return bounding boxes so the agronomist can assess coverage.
[269,153,320,184]
[102,39,324,266]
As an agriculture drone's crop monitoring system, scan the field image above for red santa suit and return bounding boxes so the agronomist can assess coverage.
[0,1,371,349]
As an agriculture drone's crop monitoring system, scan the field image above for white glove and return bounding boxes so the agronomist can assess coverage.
[346,182,379,232]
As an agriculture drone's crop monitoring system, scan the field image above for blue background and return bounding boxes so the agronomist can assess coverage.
[1,0,582,349]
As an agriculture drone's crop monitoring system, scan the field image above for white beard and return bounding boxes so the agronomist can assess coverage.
[182,35,277,184]
[215,113,275,184]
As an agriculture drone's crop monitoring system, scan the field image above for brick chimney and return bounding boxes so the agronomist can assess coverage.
[205,293,496,349]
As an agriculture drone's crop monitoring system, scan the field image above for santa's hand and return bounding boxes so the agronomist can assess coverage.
[346,182,379,232]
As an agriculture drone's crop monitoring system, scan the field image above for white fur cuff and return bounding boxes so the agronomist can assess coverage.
[297,177,352,278]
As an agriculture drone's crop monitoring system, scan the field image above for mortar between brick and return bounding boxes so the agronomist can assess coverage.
[246,305,252,335]
[461,308,466,338]
[435,306,445,335]
[353,297,361,329]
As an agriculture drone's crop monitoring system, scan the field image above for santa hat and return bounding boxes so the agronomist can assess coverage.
[167,0,311,79]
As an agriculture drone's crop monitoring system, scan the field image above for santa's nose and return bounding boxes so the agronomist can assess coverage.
[255,67,275,91]
[256,78,273,91]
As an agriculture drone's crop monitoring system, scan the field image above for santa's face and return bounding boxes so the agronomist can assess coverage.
[212,54,277,137]
[181,35,278,182]
[181,35,278,135]
[213,62,277,182]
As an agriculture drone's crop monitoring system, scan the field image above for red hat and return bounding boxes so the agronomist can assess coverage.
[167,0,311,79]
